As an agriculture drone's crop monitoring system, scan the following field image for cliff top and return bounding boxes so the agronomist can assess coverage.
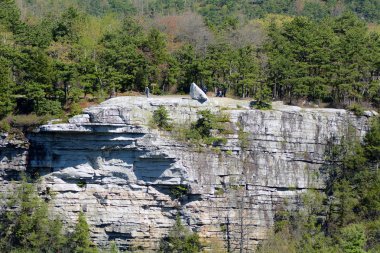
[38,95,377,133]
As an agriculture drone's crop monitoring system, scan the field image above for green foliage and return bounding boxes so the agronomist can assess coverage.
[258,118,380,252]
[215,187,225,196]
[266,14,379,107]
[15,0,380,25]
[250,101,272,110]
[0,57,15,119]
[159,215,202,253]
[339,224,366,253]
[152,105,172,131]
[0,118,11,132]
[204,136,227,146]
[348,103,365,116]
[69,212,98,253]
[183,110,230,146]
[109,241,119,253]
[2,114,49,131]
[76,180,87,188]
[170,185,189,199]
[0,176,101,252]
[192,110,215,138]
[364,117,380,162]
[0,176,67,252]
[69,103,83,117]
[35,100,63,117]
[237,123,249,149]
[0,0,22,32]
[225,150,233,156]
[0,1,379,122]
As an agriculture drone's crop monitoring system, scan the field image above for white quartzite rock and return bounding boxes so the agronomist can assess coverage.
[190,82,208,102]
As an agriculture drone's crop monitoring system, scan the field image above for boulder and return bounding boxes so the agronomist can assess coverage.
[190,82,208,103]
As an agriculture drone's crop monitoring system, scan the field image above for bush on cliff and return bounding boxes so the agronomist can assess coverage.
[159,215,201,253]
[152,105,172,131]
[180,110,229,146]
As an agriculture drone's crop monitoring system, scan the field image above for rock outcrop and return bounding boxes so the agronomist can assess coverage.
[190,83,208,103]
[0,132,29,181]
[0,96,374,251]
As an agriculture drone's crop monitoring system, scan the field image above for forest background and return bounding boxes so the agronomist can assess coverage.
[0,0,379,121]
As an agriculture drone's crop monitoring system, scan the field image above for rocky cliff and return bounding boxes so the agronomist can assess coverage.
[0,96,375,252]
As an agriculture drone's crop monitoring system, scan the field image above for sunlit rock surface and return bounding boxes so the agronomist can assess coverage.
[0,96,374,251]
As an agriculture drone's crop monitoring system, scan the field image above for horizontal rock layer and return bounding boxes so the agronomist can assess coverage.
[0,96,374,251]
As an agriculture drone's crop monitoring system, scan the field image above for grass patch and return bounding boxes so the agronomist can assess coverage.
[237,122,249,149]
[215,187,225,196]
[225,150,233,155]
[0,114,52,132]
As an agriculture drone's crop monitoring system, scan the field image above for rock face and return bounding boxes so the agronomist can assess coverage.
[0,132,28,181]
[190,83,208,103]
[0,96,374,251]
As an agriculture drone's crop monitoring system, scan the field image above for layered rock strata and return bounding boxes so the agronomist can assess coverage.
[0,96,375,251]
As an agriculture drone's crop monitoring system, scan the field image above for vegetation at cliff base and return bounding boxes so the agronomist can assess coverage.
[159,215,201,253]
[258,117,380,253]
[0,177,99,253]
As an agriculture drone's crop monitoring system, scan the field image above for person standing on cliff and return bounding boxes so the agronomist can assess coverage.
[145,86,150,98]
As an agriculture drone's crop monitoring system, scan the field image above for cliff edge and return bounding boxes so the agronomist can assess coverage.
[0,96,376,251]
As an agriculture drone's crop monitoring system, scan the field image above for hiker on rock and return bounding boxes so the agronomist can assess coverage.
[145,86,150,98]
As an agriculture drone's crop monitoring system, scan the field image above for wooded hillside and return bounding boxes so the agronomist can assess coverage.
[0,0,379,121]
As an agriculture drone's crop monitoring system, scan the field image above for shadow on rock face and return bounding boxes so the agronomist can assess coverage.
[27,130,189,187]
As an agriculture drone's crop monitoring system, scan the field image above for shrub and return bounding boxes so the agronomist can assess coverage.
[237,123,249,149]
[36,99,63,116]
[192,110,215,138]
[339,224,366,253]
[185,128,202,141]
[76,180,87,188]
[348,103,365,116]
[204,136,227,146]
[170,185,188,199]
[215,187,225,196]
[0,119,11,132]
[109,241,119,253]
[250,101,272,110]
[153,105,172,131]
[159,215,202,253]
[152,85,164,95]
[69,103,82,117]
[183,110,230,146]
